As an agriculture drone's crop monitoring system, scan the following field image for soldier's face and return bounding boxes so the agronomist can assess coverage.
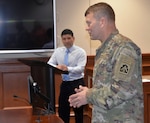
[85,12,103,41]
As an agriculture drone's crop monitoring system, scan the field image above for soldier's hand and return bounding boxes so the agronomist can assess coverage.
[69,85,89,108]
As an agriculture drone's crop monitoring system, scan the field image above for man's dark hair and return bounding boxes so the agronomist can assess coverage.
[61,29,74,37]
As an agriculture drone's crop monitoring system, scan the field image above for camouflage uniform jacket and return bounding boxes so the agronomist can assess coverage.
[86,30,144,123]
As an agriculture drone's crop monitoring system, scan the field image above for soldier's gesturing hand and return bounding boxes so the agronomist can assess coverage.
[69,85,88,108]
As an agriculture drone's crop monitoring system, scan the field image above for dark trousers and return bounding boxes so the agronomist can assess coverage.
[58,78,85,123]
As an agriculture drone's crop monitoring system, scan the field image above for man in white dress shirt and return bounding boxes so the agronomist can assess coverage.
[47,29,87,123]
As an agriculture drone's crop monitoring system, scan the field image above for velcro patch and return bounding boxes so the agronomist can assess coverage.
[113,54,135,82]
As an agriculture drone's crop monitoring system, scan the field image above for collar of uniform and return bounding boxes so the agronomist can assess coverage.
[98,29,119,48]
[105,29,119,44]
[95,29,119,57]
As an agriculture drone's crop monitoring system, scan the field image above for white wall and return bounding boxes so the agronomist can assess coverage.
[56,0,91,54]
[56,0,150,55]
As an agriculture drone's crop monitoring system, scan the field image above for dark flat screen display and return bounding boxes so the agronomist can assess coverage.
[0,0,55,50]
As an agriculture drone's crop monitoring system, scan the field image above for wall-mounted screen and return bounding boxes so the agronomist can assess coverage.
[0,0,56,57]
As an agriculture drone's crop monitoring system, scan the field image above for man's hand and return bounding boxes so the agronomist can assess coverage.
[56,64,68,71]
[68,85,89,108]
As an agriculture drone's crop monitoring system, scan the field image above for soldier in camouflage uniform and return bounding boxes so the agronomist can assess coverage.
[69,2,144,123]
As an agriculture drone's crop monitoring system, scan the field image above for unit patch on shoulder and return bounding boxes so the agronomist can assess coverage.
[113,54,135,82]
[120,64,129,74]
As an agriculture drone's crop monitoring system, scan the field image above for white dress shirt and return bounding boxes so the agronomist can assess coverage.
[47,45,87,81]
